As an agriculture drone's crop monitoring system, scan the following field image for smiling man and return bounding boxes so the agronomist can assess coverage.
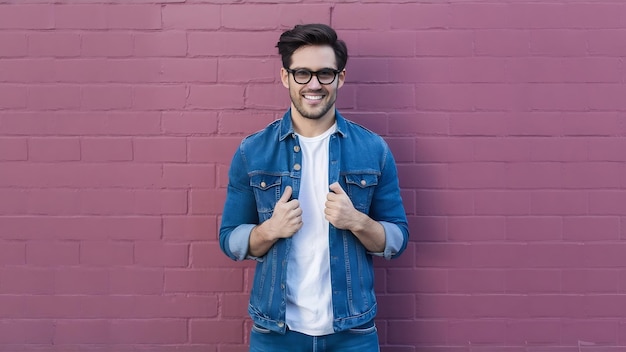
[219,24,409,352]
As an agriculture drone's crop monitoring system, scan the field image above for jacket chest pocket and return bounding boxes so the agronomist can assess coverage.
[344,173,378,213]
[250,174,282,221]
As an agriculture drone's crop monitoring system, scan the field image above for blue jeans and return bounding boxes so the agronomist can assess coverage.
[250,321,380,352]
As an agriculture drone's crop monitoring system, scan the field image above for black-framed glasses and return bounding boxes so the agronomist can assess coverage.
[285,68,342,85]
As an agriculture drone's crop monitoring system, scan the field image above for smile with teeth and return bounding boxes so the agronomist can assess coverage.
[304,94,324,101]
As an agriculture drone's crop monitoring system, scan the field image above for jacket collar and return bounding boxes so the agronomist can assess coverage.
[278,109,348,141]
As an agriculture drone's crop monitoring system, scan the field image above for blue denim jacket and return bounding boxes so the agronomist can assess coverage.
[219,109,409,334]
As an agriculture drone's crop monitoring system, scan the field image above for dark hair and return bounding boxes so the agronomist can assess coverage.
[276,24,348,71]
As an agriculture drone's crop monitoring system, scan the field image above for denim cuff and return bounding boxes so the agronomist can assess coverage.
[368,221,404,260]
[228,224,257,261]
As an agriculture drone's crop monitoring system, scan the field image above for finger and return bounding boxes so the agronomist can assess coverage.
[279,186,293,203]
[328,182,345,195]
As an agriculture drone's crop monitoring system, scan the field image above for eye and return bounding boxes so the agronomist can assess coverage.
[294,69,311,79]
[317,69,335,80]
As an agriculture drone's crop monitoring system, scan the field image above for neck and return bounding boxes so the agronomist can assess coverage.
[290,107,336,137]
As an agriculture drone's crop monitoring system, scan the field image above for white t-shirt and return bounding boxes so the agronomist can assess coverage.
[285,124,337,336]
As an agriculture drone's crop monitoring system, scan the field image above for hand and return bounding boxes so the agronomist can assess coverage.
[325,182,363,231]
[265,186,302,240]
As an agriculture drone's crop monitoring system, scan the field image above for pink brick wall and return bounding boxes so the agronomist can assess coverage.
[0,1,624,351]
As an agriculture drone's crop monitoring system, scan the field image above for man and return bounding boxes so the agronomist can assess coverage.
[219,23,409,351]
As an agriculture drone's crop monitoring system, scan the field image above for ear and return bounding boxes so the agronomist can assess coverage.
[336,69,346,89]
[280,67,290,88]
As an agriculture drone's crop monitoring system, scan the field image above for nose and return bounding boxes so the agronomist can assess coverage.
[307,74,323,89]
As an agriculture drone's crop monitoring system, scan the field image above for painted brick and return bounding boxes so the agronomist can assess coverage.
[189,189,226,215]
[80,241,133,266]
[218,58,275,83]
[0,216,161,241]
[221,5,281,29]
[563,162,622,189]
[54,320,109,344]
[82,85,133,110]
[55,268,109,294]
[448,269,506,293]
[134,241,189,267]
[162,4,220,30]
[26,241,79,266]
[0,138,27,161]
[415,137,473,163]
[358,31,416,57]
[245,83,290,110]
[276,5,330,27]
[162,111,219,135]
[109,320,187,344]
[387,320,448,345]
[187,85,246,109]
[134,31,187,57]
[27,85,81,110]
[530,30,588,56]
[587,29,626,56]
[106,59,162,83]
[187,137,241,164]
[562,269,621,293]
[506,217,563,241]
[564,217,620,242]
[162,164,216,188]
[357,84,414,110]
[188,31,278,56]
[189,242,239,268]
[505,269,562,293]
[221,293,250,318]
[529,137,589,162]
[163,215,215,241]
[54,4,107,29]
[218,111,275,135]
[390,3,450,30]
[105,5,162,30]
[53,58,109,83]
[0,241,25,265]
[133,137,187,162]
[81,32,133,57]
[0,319,54,344]
[530,190,587,215]
[0,32,27,57]
[0,5,54,29]
[474,191,530,216]
[475,30,530,56]
[333,4,390,30]
[80,137,133,161]
[189,320,243,343]
[28,32,81,57]
[164,268,243,292]
[28,137,80,161]
[589,191,626,216]
[0,267,55,295]
[415,190,473,216]
[132,85,187,110]
[161,58,218,83]
[506,320,562,345]
[448,217,506,242]
[109,268,164,295]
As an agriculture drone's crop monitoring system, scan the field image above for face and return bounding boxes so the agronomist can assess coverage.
[281,45,345,122]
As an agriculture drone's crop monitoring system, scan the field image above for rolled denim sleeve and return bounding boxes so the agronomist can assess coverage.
[369,221,405,260]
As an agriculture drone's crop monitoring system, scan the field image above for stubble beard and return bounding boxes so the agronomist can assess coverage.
[290,88,336,120]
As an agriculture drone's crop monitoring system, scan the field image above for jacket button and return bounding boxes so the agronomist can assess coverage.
[293,163,301,171]
[294,146,300,152]
[260,181,266,188]
[277,322,284,327]
[361,180,366,186]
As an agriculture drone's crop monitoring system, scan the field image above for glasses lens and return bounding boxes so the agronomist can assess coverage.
[317,70,336,84]
[293,70,312,84]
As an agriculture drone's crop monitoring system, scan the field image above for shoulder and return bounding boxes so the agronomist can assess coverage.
[239,119,281,151]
